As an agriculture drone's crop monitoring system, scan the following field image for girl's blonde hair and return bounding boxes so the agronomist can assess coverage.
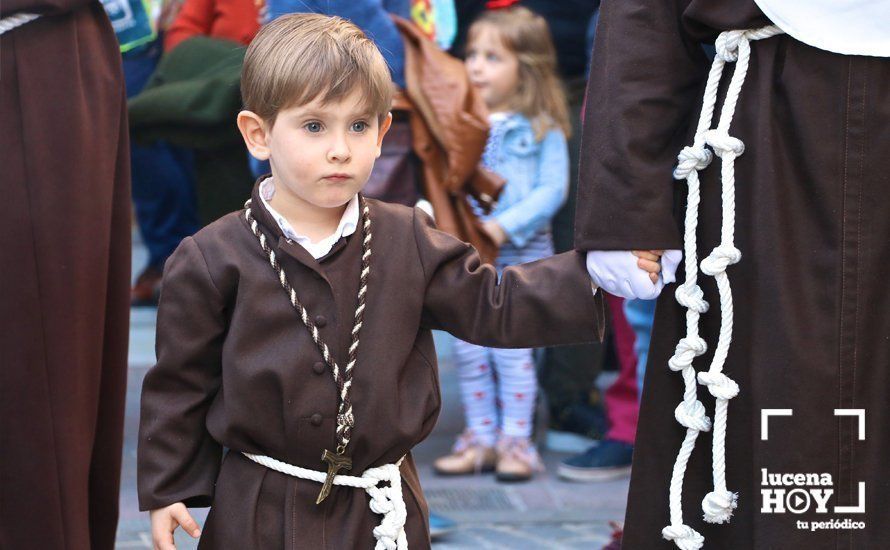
[468,7,570,140]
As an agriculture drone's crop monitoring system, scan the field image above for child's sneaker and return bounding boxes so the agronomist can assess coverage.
[433,430,496,476]
[556,439,633,482]
[495,435,543,482]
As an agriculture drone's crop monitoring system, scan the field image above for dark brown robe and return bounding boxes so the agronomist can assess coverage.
[0,2,131,549]
[575,1,890,548]
[138,182,604,548]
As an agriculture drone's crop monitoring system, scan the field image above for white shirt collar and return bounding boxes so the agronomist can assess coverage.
[258,177,359,260]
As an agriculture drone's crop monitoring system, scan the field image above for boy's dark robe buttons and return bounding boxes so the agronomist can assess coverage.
[312,361,325,375]
[310,413,323,426]
[315,315,327,327]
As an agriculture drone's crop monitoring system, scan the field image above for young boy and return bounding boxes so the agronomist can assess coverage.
[138,13,662,549]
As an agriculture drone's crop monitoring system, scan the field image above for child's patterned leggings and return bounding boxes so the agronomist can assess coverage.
[452,340,538,446]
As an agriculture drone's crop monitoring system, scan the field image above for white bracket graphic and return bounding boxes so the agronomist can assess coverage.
[761,409,793,440]
[834,482,866,514]
[834,409,866,440]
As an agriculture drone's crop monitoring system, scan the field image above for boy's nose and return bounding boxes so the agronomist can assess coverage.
[327,136,351,163]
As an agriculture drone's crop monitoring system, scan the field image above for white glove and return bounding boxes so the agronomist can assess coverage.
[586,249,682,300]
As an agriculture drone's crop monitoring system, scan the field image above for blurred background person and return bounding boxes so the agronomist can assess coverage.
[433,6,572,483]
[126,0,262,305]
[522,0,606,458]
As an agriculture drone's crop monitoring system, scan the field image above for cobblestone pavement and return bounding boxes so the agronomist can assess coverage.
[118,239,628,548]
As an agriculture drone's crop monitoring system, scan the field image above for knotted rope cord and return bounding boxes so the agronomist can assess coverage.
[662,26,782,550]
[244,198,371,454]
[243,453,408,550]
[0,13,39,34]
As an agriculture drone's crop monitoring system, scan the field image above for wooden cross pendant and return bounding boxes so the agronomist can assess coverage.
[316,449,352,504]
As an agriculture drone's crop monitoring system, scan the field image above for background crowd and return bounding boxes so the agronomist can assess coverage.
[121,0,652,542]
[2,0,653,548]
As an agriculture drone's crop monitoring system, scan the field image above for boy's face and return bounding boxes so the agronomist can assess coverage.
[239,88,392,210]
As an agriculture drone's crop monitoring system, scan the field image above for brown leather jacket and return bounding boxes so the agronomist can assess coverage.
[393,16,505,264]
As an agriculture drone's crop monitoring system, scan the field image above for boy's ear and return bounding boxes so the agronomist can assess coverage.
[237,110,271,160]
[375,112,393,158]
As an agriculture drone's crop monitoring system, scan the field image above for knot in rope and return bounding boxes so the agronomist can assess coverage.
[668,336,707,371]
[700,245,741,276]
[715,30,745,62]
[364,463,408,550]
[697,371,740,400]
[675,283,709,314]
[662,524,705,550]
[702,489,739,524]
[674,400,712,432]
[674,146,713,179]
[703,129,745,158]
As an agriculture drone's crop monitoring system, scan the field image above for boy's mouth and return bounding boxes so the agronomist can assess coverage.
[322,173,352,181]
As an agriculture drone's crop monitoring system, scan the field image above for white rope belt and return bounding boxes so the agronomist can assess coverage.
[662,25,784,550]
[243,452,408,550]
[0,13,39,35]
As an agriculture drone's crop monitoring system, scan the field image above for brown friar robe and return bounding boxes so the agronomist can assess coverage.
[138,181,604,548]
[0,2,131,549]
[575,0,890,548]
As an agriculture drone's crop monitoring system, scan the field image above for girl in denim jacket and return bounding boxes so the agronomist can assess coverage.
[433,6,573,482]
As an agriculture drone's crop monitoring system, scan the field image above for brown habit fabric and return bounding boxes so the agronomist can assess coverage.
[138,181,604,548]
[575,0,890,548]
[0,2,131,549]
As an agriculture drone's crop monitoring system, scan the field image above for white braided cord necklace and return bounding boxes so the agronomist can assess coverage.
[243,196,372,504]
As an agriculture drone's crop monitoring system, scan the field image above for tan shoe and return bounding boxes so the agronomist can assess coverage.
[495,436,543,482]
[433,430,496,476]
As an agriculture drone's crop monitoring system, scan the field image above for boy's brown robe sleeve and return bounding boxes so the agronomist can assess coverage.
[414,208,604,347]
[137,237,225,511]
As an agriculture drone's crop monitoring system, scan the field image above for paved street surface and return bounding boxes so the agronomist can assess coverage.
[117,237,628,549]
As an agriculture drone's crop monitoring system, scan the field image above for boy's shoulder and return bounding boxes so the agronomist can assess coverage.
[363,197,418,229]
[187,200,421,253]
[188,209,250,250]
[183,199,427,261]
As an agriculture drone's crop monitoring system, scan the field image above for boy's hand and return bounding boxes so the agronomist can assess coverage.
[150,502,201,550]
[633,250,664,284]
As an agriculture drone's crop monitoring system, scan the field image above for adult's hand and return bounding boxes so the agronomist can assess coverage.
[586,249,681,299]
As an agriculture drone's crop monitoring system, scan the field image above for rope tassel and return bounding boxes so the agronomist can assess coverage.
[663,25,783,548]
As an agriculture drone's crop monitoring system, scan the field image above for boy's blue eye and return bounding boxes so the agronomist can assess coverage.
[305,122,322,133]
[351,121,369,132]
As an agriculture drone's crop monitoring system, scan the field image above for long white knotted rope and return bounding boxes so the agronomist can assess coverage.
[0,13,39,35]
[662,26,783,550]
[243,453,408,550]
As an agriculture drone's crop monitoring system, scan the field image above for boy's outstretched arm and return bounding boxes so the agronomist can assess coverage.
[413,208,604,348]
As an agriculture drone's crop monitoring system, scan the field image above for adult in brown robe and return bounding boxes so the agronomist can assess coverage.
[0,1,131,549]
[138,181,604,548]
[575,0,889,548]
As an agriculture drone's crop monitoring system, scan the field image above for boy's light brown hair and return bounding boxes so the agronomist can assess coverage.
[468,7,570,140]
[241,13,394,126]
